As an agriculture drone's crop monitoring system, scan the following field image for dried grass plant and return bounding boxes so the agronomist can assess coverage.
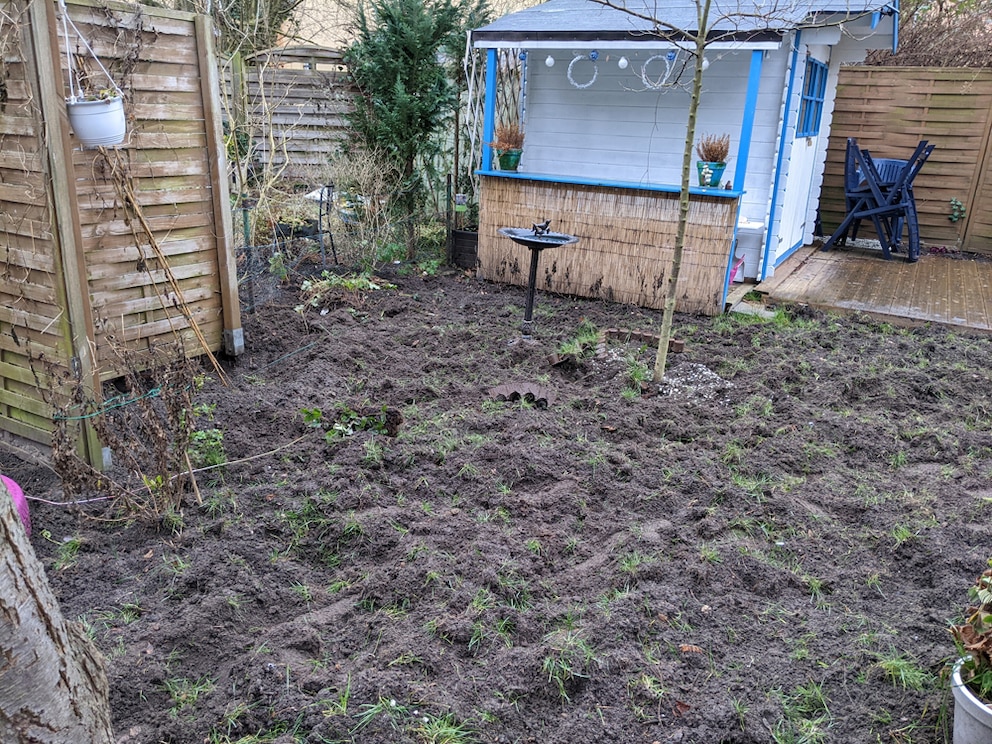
[492,122,524,152]
[696,133,730,163]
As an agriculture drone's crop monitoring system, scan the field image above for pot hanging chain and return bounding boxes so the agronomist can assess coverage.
[58,0,123,103]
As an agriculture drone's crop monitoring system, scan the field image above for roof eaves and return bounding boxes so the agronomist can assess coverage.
[471,28,785,45]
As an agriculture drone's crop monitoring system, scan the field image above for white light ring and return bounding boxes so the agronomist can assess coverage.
[567,54,598,89]
[641,53,674,90]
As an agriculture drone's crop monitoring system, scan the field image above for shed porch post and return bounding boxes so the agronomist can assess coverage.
[734,50,764,192]
[482,48,497,173]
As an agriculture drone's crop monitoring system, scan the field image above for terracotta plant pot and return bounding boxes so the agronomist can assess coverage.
[952,658,992,744]
[66,97,126,147]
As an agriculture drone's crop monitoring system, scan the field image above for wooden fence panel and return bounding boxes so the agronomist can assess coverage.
[969,115,992,252]
[58,1,240,375]
[0,0,80,459]
[0,0,240,465]
[236,46,356,184]
[822,67,992,254]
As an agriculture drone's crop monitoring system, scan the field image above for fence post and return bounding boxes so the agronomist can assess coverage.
[196,15,243,356]
[27,0,104,466]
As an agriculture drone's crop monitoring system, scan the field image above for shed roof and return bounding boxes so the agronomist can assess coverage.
[472,0,895,46]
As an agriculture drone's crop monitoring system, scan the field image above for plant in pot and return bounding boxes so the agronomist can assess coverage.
[491,123,524,172]
[272,200,321,240]
[695,133,730,187]
[949,563,992,743]
[65,85,126,148]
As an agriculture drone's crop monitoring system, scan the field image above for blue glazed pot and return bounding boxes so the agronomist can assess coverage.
[697,161,727,187]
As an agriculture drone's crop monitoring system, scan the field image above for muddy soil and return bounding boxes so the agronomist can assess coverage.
[10,259,992,743]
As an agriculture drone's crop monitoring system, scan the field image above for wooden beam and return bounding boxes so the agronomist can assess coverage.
[195,14,242,356]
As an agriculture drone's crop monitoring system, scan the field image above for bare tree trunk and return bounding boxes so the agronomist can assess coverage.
[653,0,712,382]
[0,483,114,743]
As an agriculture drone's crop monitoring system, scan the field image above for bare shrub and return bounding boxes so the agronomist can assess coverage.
[325,148,402,268]
[49,335,201,525]
[866,0,992,67]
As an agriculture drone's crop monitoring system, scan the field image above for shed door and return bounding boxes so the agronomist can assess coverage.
[776,54,829,264]
[778,136,820,254]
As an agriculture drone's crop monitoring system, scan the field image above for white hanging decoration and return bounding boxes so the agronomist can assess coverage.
[641,50,681,90]
[59,0,126,146]
[618,56,629,70]
[701,56,710,71]
[567,51,599,89]
[545,55,555,68]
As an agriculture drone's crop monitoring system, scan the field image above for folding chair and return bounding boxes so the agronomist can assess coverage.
[823,139,934,262]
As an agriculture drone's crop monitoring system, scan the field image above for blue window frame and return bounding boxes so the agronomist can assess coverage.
[797,58,828,137]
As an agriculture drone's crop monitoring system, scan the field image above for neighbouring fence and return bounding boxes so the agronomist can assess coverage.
[227,46,356,185]
[820,66,992,254]
[0,0,240,467]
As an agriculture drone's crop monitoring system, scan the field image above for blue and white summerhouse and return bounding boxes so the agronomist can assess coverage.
[471,0,897,314]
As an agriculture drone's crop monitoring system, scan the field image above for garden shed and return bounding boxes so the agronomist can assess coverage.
[0,0,241,467]
[471,0,897,313]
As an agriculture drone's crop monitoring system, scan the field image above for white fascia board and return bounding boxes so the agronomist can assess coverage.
[473,39,783,50]
[800,26,842,44]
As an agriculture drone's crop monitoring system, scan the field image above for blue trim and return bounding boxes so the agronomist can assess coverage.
[797,58,828,137]
[482,49,497,173]
[775,236,806,266]
[734,50,764,192]
[722,200,749,308]
[476,170,744,198]
[761,29,802,282]
[721,220,741,309]
[892,0,899,52]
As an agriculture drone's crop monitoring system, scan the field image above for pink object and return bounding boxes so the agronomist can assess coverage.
[3,474,30,536]
[731,256,746,283]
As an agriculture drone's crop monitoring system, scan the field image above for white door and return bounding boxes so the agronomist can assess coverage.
[772,51,829,270]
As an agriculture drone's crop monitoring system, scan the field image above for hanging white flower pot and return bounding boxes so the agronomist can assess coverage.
[58,0,126,147]
[66,96,126,147]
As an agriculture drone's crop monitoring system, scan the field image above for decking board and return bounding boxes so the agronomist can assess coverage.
[764,246,992,333]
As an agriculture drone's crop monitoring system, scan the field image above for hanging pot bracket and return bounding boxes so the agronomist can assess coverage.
[58,0,124,104]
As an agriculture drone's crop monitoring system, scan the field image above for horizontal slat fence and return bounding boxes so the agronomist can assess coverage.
[0,0,240,466]
[233,46,356,184]
[822,67,992,254]
[59,1,239,374]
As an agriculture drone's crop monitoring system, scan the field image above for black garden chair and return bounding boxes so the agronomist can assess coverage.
[822,138,934,262]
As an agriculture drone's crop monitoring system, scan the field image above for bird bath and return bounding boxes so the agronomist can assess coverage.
[498,222,579,338]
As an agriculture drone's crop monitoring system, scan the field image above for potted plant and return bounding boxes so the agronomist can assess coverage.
[695,133,730,187]
[65,87,126,148]
[949,563,992,743]
[491,123,524,172]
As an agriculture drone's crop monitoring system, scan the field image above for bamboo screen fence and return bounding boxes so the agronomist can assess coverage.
[821,66,992,254]
[229,46,355,184]
[0,0,240,466]
[478,178,737,316]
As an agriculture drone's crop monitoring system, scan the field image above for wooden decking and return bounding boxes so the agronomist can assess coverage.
[758,245,992,333]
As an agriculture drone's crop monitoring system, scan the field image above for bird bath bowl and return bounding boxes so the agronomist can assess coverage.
[498,223,579,338]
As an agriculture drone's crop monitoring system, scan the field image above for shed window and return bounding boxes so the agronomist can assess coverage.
[797,58,828,137]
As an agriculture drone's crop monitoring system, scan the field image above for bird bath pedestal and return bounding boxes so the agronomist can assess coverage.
[498,223,579,339]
